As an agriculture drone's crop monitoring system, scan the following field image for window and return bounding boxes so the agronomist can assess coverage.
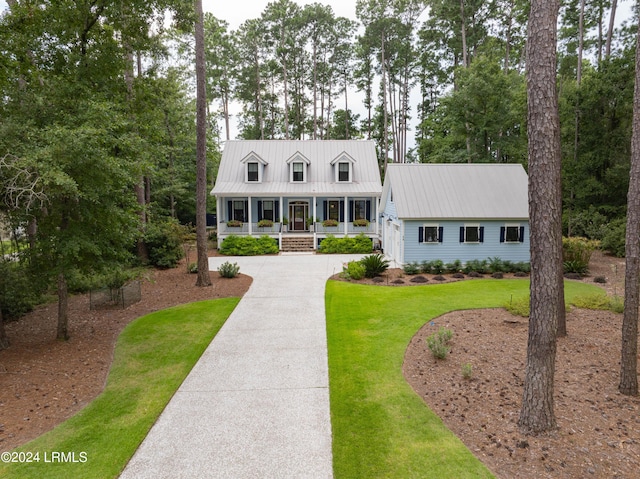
[338,162,350,182]
[262,200,274,221]
[460,225,483,243]
[501,225,525,243]
[353,200,367,220]
[247,162,259,182]
[233,200,246,222]
[292,162,304,182]
[419,225,442,244]
[328,200,340,221]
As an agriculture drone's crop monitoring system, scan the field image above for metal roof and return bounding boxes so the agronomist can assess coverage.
[211,140,382,196]
[381,163,529,219]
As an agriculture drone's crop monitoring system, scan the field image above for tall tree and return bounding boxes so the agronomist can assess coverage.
[194,0,211,287]
[519,0,564,434]
[619,14,640,397]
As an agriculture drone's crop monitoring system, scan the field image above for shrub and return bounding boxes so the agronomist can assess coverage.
[426,327,454,360]
[464,259,488,274]
[218,261,240,278]
[403,262,421,275]
[360,253,390,278]
[420,260,444,274]
[562,236,598,275]
[144,220,184,269]
[600,217,626,257]
[593,276,607,284]
[219,235,278,256]
[488,256,505,273]
[571,293,624,313]
[187,263,198,274]
[461,362,473,380]
[504,295,530,317]
[319,234,372,254]
[563,260,589,276]
[0,261,44,320]
[342,261,365,280]
[564,207,609,240]
[445,259,463,274]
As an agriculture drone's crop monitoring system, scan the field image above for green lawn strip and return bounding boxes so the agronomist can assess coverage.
[326,279,601,478]
[0,297,240,479]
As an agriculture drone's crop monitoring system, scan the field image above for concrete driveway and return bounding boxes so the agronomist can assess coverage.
[120,253,362,479]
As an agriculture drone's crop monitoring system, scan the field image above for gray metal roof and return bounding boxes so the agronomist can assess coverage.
[381,163,529,219]
[211,140,382,196]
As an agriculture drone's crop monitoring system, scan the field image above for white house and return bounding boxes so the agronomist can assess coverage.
[211,140,382,251]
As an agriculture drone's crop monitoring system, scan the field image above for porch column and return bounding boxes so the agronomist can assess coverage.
[216,196,221,229]
[344,195,348,236]
[313,196,317,249]
[280,195,284,226]
[248,196,253,235]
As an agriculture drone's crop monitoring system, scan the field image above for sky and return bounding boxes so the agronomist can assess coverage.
[202,0,359,30]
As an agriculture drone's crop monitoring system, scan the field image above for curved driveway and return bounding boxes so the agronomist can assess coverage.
[120,253,362,479]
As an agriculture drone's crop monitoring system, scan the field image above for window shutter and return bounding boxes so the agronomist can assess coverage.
[418,227,424,243]
[438,226,444,243]
[349,200,354,222]
[244,200,248,222]
[479,226,484,243]
[257,201,263,221]
[366,200,371,221]
[323,201,328,220]
[500,226,505,243]
[339,200,344,222]
[227,201,233,221]
[459,226,465,243]
[275,201,280,221]
[519,226,525,243]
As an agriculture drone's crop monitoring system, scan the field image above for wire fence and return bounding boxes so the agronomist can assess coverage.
[89,280,141,310]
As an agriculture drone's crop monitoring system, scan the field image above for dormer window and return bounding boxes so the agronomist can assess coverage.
[247,162,259,182]
[338,162,350,182]
[286,152,310,183]
[292,162,304,182]
[331,152,355,183]
[241,152,267,183]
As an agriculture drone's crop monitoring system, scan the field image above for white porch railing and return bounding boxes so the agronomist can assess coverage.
[314,221,377,234]
[219,222,282,235]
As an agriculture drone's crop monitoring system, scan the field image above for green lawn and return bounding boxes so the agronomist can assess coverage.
[0,298,239,479]
[326,278,602,478]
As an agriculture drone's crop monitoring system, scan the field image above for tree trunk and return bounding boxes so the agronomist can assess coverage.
[0,306,9,350]
[518,0,563,435]
[57,272,69,341]
[195,0,211,287]
[605,0,618,59]
[619,18,640,396]
[381,32,389,173]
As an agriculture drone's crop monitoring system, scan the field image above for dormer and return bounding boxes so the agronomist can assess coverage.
[330,152,356,183]
[241,152,268,183]
[286,152,311,183]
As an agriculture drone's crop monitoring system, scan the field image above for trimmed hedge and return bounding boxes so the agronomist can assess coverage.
[219,235,279,256]
[319,234,373,254]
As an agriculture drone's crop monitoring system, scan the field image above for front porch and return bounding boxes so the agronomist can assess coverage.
[216,194,380,251]
[217,220,379,251]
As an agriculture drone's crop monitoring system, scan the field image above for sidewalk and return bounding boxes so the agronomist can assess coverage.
[120,254,358,479]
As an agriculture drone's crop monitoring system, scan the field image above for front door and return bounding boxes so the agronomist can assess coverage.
[290,202,308,231]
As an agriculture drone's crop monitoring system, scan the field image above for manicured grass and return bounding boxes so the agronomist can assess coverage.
[0,298,239,479]
[326,279,601,478]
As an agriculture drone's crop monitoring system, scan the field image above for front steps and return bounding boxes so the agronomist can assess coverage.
[281,236,314,252]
